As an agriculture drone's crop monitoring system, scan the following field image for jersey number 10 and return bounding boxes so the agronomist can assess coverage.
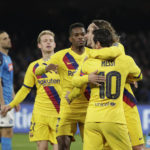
[99,71,121,99]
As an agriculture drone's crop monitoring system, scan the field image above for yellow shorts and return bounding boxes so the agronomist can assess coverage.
[29,112,58,144]
[56,112,86,139]
[124,103,144,146]
[83,122,132,150]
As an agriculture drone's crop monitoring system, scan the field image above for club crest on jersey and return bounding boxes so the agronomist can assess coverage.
[63,53,78,70]
[8,63,13,71]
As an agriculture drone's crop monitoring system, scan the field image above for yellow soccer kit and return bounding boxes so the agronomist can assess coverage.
[79,55,142,150]
[35,44,125,137]
[37,48,91,138]
[9,58,62,144]
[123,83,144,146]
[71,43,144,147]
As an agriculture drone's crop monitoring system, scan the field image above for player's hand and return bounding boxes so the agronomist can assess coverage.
[65,91,72,104]
[15,104,21,112]
[88,70,106,86]
[45,64,58,73]
[1,105,12,117]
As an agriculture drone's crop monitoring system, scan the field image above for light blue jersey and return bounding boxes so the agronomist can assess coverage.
[0,52,13,104]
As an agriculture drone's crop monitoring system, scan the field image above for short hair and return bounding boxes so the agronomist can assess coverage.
[0,30,6,35]
[92,19,120,42]
[69,23,85,36]
[93,29,113,47]
[37,30,55,43]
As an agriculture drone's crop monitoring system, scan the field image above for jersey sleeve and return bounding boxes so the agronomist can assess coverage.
[9,86,31,108]
[35,51,62,75]
[72,63,88,88]
[89,43,125,59]
[127,56,142,81]
[68,87,81,101]
[23,63,35,88]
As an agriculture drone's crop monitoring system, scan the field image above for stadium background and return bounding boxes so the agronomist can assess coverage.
[0,0,150,149]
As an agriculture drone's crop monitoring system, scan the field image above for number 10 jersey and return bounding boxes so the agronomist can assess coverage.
[80,55,142,124]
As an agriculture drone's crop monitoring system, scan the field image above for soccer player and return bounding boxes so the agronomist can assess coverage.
[86,20,145,150]
[80,28,142,150]
[1,30,60,150]
[68,20,144,150]
[35,23,126,150]
[0,31,20,150]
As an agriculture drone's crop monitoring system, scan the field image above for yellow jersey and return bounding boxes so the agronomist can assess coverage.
[35,44,125,112]
[23,58,62,117]
[80,55,142,124]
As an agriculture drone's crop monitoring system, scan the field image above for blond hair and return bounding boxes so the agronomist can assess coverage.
[37,30,55,43]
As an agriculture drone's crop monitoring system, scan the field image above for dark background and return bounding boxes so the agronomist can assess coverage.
[0,0,150,104]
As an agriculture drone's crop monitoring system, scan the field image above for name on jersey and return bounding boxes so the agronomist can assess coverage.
[38,79,60,86]
[101,60,115,67]
[95,102,116,107]
[68,70,76,76]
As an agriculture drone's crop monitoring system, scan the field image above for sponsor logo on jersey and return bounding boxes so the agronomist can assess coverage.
[63,53,78,70]
[95,102,116,107]
[68,70,76,76]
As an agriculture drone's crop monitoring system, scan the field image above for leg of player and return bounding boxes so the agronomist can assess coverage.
[132,144,145,150]
[37,140,49,150]
[52,144,58,150]
[1,128,13,150]
[57,135,71,150]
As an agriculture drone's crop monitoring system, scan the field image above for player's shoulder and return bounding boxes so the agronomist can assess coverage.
[84,58,100,66]
[117,54,132,60]
[28,58,42,68]
[54,48,70,56]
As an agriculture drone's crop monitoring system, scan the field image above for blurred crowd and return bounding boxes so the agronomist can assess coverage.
[10,30,150,104]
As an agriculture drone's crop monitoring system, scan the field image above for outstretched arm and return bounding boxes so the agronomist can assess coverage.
[1,86,31,116]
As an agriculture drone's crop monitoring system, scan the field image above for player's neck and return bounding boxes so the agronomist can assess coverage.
[42,51,54,61]
[71,45,85,55]
[0,48,9,55]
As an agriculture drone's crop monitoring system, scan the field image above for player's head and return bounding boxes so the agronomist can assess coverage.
[91,29,113,49]
[86,19,119,47]
[69,23,86,48]
[37,30,56,53]
[0,30,12,51]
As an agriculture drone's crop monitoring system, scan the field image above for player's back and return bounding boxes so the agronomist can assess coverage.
[0,52,13,104]
[81,55,142,124]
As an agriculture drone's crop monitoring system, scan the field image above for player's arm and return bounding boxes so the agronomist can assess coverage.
[72,64,105,88]
[1,63,35,116]
[0,78,5,105]
[127,56,143,81]
[35,52,60,76]
[0,59,5,106]
[89,43,125,59]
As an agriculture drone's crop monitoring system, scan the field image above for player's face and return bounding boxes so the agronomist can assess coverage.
[0,32,12,50]
[38,34,56,53]
[85,23,97,48]
[70,27,86,47]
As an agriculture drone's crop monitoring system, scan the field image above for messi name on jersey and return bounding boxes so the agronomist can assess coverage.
[101,60,115,67]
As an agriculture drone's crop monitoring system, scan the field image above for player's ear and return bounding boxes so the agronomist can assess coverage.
[96,41,101,49]
[37,43,41,49]
[69,36,72,43]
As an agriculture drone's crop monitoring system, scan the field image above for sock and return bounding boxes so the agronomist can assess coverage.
[1,137,12,150]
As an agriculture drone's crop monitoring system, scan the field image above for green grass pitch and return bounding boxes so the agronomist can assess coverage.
[12,134,82,150]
